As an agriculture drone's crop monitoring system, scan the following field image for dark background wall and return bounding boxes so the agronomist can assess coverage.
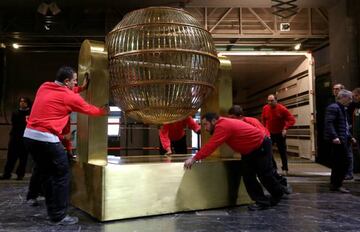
[1,50,78,123]
[329,0,360,89]
[0,49,78,171]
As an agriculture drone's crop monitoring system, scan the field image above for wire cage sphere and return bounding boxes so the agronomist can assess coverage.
[106,7,219,124]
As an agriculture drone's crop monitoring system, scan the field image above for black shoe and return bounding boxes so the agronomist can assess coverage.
[50,215,78,225]
[330,187,350,193]
[270,196,282,206]
[0,176,11,180]
[279,178,288,187]
[248,203,269,211]
[281,184,292,195]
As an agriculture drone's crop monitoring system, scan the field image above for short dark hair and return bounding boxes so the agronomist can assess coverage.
[353,88,360,95]
[333,83,345,89]
[56,66,75,83]
[19,96,32,107]
[228,105,244,117]
[201,112,219,122]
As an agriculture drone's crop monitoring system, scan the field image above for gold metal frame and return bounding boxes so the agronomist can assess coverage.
[71,16,250,222]
[72,156,251,221]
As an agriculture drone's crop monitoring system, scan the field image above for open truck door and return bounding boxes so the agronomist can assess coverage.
[220,51,316,160]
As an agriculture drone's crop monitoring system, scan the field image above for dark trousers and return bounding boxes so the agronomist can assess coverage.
[346,143,354,177]
[24,138,69,222]
[242,137,284,206]
[330,141,351,188]
[271,133,288,171]
[159,135,187,155]
[2,137,28,179]
[27,164,43,200]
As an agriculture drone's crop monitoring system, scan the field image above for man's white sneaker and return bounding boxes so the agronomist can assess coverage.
[27,199,39,207]
[51,215,79,225]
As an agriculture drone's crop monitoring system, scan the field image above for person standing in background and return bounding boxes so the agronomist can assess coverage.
[262,94,296,175]
[228,105,290,193]
[348,88,360,176]
[1,97,32,180]
[324,90,355,193]
[333,83,345,98]
[159,116,200,155]
[332,83,354,179]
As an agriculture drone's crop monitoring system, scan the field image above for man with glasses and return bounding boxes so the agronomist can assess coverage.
[325,89,356,193]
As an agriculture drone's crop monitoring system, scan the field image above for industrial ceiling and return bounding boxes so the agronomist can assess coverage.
[0,0,336,51]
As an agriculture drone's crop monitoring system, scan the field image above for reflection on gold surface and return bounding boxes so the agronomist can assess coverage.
[71,156,251,221]
[77,40,109,165]
[201,55,234,158]
[106,7,219,124]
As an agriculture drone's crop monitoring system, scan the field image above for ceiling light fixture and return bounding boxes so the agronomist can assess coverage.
[12,43,20,49]
[44,24,51,30]
[294,43,301,50]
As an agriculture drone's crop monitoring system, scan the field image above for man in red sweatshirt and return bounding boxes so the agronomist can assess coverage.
[26,74,89,206]
[159,116,200,155]
[184,113,284,210]
[228,105,290,193]
[262,94,296,175]
[23,66,108,225]
[60,73,89,160]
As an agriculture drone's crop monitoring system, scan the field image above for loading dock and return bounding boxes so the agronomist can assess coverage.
[219,51,316,160]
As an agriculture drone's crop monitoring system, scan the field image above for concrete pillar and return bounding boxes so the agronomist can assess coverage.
[329,0,360,89]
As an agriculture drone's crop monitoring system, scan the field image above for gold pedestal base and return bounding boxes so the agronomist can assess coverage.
[71,155,251,221]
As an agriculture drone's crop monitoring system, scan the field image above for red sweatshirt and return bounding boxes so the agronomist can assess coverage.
[159,116,201,150]
[261,103,296,134]
[243,117,270,137]
[194,117,264,160]
[59,85,84,151]
[26,82,106,137]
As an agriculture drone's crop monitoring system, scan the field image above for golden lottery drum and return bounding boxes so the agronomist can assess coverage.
[106,7,219,124]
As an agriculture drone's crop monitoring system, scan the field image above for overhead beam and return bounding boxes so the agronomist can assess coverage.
[288,8,302,23]
[315,8,328,23]
[239,8,242,35]
[308,8,312,35]
[248,8,274,34]
[211,34,327,39]
[209,8,233,33]
[192,7,203,18]
[204,8,208,30]
[207,8,218,18]
[186,0,336,8]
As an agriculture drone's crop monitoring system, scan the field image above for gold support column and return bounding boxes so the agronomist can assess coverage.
[77,40,109,165]
[201,55,233,158]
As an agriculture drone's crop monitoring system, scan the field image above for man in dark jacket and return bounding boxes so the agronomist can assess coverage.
[1,97,31,180]
[324,89,356,193]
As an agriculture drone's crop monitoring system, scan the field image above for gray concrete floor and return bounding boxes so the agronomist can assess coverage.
[1,157,360,232]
